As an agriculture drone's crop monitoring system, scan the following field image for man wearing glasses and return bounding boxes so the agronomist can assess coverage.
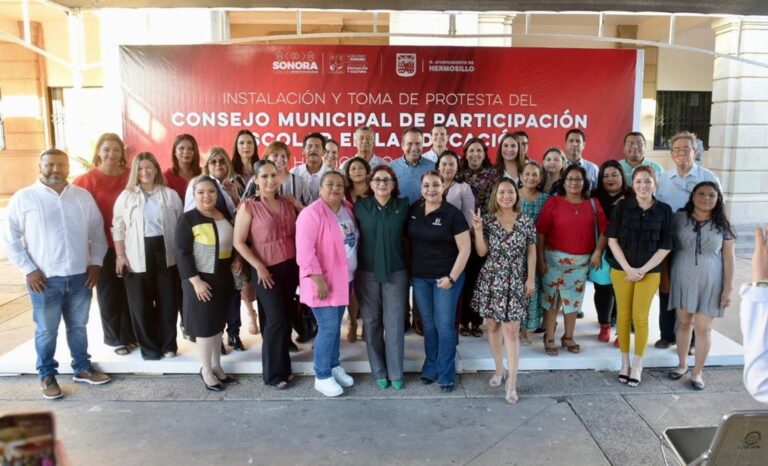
[654,131,721,349]
[618,132,664,184]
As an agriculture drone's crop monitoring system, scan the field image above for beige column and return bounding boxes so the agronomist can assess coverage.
[710,18,768,227]
[478,14,514,47]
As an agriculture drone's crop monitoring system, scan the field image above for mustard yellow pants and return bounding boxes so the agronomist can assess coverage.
[610,269,660,357]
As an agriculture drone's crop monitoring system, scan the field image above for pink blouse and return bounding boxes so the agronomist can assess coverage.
[240,197,296,266]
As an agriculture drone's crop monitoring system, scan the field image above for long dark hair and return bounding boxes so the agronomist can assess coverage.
[682,181,735,239]
[594,160,627,196]
[556,164,591,198]
[344,156,371,198]
[231,129,259,176]
[171,134,202,176]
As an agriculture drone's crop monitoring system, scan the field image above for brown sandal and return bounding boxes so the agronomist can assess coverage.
[561,336,581,353]
[544,336,559,356]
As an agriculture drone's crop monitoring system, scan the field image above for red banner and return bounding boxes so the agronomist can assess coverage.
[120,44,639,168]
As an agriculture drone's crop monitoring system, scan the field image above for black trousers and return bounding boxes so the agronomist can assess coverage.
[252,260,298,385]
[459,249,484,328]
[593,283,617,325]
[97,247,136,347]
[658,291,677,342]
[225,290,242,338]
[123,237,178,360]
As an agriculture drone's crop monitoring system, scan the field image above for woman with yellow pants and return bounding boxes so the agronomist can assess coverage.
[606,166,674,387]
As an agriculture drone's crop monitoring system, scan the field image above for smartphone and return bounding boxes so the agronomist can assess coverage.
[0,412,56,465]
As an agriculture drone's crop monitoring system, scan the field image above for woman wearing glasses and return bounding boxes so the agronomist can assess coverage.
[537,165,608,356]
[354,166,410,389]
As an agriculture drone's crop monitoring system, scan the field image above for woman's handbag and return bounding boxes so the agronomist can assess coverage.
[587,199,612,285]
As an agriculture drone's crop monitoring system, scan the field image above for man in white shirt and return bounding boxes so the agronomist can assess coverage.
[3,149,111,400]
[655,131,722,349]
[423,125,448,163]
[341,126,386,170]
[564,129,599,189]
[742,225,768,404]
[291,132,330,201]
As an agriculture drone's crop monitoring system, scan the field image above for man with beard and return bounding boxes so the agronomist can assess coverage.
[3,149,111,399]
[618,132,664,184]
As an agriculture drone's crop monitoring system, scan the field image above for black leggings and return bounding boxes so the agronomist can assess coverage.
[593,283,617,325]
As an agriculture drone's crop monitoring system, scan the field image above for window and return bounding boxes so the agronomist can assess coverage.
[0,87,5,150]
[653,91,711,150]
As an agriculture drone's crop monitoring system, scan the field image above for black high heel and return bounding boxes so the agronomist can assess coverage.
[200,369,223,391]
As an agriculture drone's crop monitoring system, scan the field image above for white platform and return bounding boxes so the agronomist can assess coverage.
[0,283,744,375]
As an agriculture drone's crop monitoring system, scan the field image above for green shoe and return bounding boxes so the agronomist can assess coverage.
[391,379,405,390]
[376,379,389,389]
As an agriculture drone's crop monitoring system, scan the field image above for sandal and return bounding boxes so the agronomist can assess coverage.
[489,372,506,388]
[247,311,259,335]
[505,380,519,405]
[521,329,533,346]
[460,325,470,337]
[114,346,130,356]
[561,336,581,353]
[471,326,483,338]
[618,366,630,384]
[271,380,290,390]
[544,336,559,356]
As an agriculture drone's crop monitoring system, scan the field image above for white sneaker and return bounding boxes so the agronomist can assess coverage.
[314,377,343,397]
[332,366,354,387]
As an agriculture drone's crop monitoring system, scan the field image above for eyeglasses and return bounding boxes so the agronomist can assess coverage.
[565,177,584,183]
[672,147,693,154]
[208,159,226,165]
[371,178,393,185]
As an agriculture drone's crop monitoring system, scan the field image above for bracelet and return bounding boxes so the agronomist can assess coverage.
[753,280,768,288]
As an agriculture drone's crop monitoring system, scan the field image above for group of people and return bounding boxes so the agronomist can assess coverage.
[3,124,738,403]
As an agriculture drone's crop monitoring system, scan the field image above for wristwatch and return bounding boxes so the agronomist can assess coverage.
[447,275,456,285]
[753,280,768,287]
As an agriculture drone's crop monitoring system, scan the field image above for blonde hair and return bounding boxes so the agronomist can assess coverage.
[125,152,164,189]
[92,133,126,167]
[202,147,234,180]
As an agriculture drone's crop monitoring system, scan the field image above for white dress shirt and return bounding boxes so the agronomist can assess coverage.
[656,165,721,212]
[741,284,768,404]
[290,163,330,201]
[3,180,107,277]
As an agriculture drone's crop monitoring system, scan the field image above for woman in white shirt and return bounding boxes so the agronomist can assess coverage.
[113,152,183,360]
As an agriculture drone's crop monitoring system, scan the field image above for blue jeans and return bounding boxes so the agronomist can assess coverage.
[311,305,345,379]
[29,273,93,378]
[412,273,465,386]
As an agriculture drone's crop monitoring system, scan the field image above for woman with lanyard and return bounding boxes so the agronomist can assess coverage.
[408,171,471,392]
[176,176,240,391]
[73,133,136,356]
[354,165,410,389]
[296,171,359,397]
[537,165,608,356]
[112,152,183,360]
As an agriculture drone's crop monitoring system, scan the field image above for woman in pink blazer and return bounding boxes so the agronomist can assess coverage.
[296,170,360,397]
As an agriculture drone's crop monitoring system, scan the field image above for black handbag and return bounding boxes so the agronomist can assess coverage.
[293,298,318,343]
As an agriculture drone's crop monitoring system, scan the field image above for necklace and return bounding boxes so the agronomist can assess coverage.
[566,198,583,215]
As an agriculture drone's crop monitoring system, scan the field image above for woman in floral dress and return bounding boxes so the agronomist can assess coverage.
[472,179,536,405]
[518,161,550,343]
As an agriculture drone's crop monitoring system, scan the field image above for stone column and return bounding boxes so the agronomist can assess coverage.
[710,18,768,228]
[478,14,514,47]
